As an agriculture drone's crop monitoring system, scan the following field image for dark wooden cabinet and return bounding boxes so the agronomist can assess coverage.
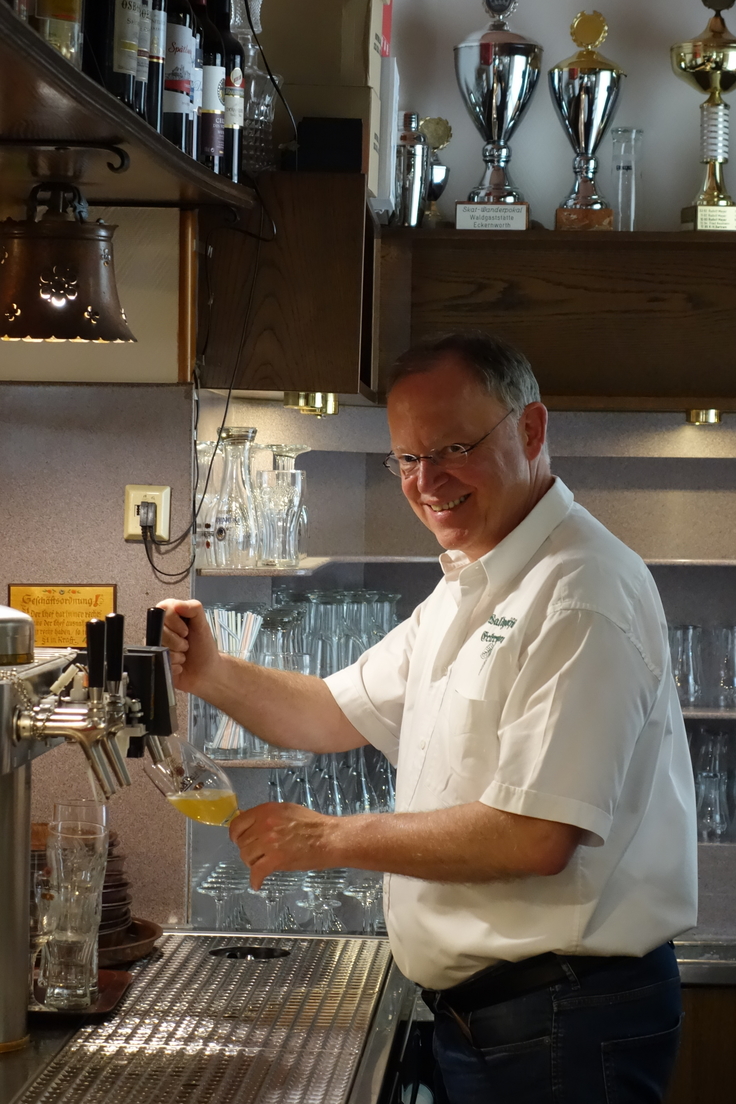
[198,185,736,410]
[665,986,736,1103]
[378,228,736,412]
[197,172,379,395]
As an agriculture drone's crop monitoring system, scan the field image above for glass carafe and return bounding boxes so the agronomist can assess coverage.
[235,28,280,175]
[194,440,221,569]
[212,428,259,569]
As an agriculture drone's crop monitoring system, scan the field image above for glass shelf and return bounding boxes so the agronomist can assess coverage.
[196,555,440,577]
[683,709,736,722]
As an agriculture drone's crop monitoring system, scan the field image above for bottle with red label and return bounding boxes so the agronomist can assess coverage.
[191,0,225,172]
[163,0,196,154]
[208,0,244,182]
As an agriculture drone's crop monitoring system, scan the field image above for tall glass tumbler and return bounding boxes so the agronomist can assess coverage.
[256,470,305,568]
[44,821,108,1010]
[611,128,643,232]
[669,625,702,707]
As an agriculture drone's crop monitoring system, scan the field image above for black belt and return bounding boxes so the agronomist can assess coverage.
[423,945,670,1016]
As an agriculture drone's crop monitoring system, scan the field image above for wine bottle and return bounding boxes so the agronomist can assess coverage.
[83,0,142,108]
[134,0,152,118]
[190,8,203,158]
[163,0,195,154]
[191,0,226,172]
[208,0,244,182]
[146,0,166,132]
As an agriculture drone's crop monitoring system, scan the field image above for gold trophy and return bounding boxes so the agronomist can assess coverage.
[672,1,736,230]
[549,11,625,230]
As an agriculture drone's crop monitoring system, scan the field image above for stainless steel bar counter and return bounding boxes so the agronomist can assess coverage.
[5,936,735,1104]
[3,933,415,1104]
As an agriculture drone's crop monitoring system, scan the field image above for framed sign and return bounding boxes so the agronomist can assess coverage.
[8,585,117,647]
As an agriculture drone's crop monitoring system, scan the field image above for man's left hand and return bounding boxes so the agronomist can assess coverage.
[229,802,338,889]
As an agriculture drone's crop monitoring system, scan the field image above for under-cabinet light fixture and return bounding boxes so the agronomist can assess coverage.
[0,183,135,343]
[283,391,339,417]
[686,409,721,425]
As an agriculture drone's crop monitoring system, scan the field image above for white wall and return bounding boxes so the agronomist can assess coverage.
[393,0,714,229]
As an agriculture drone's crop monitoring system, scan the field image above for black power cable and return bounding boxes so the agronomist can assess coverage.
[142,207,266,585]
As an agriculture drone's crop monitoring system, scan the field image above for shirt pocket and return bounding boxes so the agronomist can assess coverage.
[445,688,502,791]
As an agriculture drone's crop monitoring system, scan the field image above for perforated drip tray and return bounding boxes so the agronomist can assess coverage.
[16,934,393,1104]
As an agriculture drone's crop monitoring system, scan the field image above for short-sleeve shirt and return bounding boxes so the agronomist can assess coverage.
[325,478,698,990]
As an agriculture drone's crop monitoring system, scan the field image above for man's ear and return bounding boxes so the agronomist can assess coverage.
[520,402,548,461]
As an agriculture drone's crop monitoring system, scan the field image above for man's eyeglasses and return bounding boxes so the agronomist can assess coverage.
[383,410,513,478]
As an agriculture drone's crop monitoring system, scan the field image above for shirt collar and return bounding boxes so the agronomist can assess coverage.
[439,478,574,598]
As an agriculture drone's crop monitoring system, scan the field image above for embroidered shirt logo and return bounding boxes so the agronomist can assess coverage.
[479,613,517,663]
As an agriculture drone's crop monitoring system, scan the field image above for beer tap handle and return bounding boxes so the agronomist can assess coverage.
[105,612,125,689]
[146,606,165,647]
[86,618,106,691]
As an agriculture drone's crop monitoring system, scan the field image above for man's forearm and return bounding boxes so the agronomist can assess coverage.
[325,803,578,881]
[231,799,583,888]
[203,653,367,753]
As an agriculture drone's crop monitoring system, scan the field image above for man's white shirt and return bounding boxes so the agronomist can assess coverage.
[326,478,698,990]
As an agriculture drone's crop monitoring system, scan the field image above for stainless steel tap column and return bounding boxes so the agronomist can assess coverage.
[0,606,38,1051]
[0,760,31,1052]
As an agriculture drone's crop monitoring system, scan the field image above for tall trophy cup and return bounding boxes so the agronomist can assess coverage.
[549,11,625,230]
[454,0,542,230]
[672,1,736,231]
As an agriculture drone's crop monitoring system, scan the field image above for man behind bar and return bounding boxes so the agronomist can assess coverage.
[160,332,697,1103]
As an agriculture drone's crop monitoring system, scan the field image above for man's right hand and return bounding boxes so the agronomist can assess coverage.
[157,599,220,696]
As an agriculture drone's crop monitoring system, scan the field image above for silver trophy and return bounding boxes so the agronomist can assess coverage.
[549,11,625,229]
[454,0,542,210]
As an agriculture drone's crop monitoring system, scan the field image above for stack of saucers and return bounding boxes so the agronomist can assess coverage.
[98,830,133,948]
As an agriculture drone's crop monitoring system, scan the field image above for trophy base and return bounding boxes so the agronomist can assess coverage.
[455,203,529,231]
[555,208,614,231]
[681,205,736,231]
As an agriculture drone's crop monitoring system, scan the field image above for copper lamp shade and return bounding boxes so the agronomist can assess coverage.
[0,183,136,343]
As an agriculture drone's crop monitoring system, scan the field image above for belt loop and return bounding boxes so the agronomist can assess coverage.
[556,955,582,989]
[445,1002,474,1044]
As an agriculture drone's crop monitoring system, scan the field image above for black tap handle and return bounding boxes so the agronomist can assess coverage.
[146,606,165,647]
[86,618,106,690]
[105,612,125,684]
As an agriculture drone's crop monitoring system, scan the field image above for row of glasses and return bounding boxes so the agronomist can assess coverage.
[41,799,108,1010]
[669,625,736,709]
[690,727,736,843]
[194,432,310,571]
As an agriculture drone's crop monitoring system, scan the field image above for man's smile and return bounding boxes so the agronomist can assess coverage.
[424,494,471,513]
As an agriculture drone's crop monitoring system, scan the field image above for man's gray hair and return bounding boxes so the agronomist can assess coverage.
[388,331,541,416]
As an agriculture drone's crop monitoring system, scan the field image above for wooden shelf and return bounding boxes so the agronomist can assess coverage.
[377,226,736,412]
[0,6,255,209]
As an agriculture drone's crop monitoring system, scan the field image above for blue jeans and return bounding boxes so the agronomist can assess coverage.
[432,943,682,1104]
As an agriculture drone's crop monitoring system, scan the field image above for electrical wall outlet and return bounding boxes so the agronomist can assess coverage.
[124,485,171,542]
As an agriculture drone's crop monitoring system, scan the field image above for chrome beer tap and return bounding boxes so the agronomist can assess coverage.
[14,617,124,798]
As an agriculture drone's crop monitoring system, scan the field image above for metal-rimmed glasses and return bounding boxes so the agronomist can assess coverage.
[383,409,513,477]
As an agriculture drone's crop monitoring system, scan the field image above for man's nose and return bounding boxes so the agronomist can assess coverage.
[415,457,447,495]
